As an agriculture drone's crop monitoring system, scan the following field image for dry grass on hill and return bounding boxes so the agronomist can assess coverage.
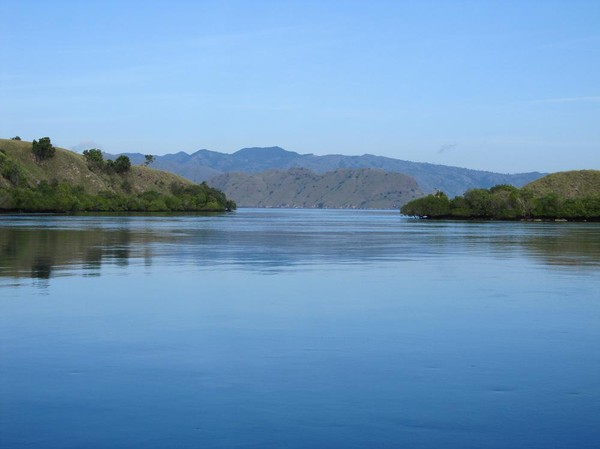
[523,170,600,199]
[0,138,193,195]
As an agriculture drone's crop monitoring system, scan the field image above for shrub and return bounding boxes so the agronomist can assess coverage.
[32,137,56,161]
[83,149,104,169]
[401,191,450,217]
[0,153,27,187]
[121,180,132,193]
[113,155,131,174]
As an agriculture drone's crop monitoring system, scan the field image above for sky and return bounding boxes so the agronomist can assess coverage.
[1,0,599,173]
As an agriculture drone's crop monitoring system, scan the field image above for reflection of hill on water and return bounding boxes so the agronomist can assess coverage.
[1,216,599,282]
[0,222,232,281]
[520,227,600,269]
[0,227,154,280]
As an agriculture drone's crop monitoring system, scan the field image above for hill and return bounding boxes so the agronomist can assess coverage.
[522,170,600,199]
[401,170,600,220]
[0,138,235,212]
[112,146,545,198]
[209,167,422,209]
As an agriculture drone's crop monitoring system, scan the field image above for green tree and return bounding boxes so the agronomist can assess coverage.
[534,193,562,217]
[401,191,450,217]
[514,189,535,218]
[11,136,21,141]
[1,158,27,186]
[489,184,518,194]
[83,148,104,169]
[464,189,492,217]
[113,155,131,174]
[489,189,518,218]
[449,195,471,217]
[143,154,155,166]
[31,137,56,161]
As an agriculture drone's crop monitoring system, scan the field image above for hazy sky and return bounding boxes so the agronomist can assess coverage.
[1,1,599,173]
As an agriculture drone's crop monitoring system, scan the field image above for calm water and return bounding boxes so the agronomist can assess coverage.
[1,209,599,448]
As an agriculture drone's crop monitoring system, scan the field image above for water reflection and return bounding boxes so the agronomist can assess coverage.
[0,227,138,280]
[522,227,600,268]
[1,212,599,283]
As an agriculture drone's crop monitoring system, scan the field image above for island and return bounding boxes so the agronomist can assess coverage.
[401,170,600,221]
[0,137,236,212]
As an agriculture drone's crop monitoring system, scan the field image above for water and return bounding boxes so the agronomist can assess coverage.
[1,209,599,448]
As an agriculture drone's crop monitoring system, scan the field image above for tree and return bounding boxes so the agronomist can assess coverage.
[143,154,155,166]
[11,136,21,141]
[113,155,131,174]
[464,189,492,217]
[83,148,104,168]
[515,189,535,218]
[32,137,56,161]
[401,191,450,217]
[533,193,562,217]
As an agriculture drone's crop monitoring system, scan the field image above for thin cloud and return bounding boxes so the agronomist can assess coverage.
[438,143,457,154]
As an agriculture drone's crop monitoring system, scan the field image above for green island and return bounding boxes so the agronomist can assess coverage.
[0,137,236,213]
[401,170,600,221]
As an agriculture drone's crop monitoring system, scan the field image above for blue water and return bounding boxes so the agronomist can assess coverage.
[1,209,599,448]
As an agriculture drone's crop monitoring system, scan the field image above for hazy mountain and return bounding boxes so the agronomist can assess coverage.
[112,146,545,198]
[209,167,422,209]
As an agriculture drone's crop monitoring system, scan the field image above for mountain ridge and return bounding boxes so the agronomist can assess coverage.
[110,146,545,198]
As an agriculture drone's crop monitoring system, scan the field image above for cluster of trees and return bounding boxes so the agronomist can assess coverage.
[2,180,236,213]
[32,137,56,161]
[83,149,131,174]
[1,139,235,212]
[401,185,600,220]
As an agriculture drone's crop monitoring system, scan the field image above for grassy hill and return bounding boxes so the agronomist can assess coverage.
[209,167,422,209]
[522,170,600,199]
[0,138,193,194]
[0,138,235,212]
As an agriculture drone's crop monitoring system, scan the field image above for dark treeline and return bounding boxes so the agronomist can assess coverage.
[1,181,236,213]
[401,185,600,220]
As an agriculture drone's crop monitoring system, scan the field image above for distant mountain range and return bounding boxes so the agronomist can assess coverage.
[117,147,546,196]
[116,146,545,200]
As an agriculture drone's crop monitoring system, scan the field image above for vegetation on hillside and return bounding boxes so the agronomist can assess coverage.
[83,148,132,174]
[31,137,56,161]
[0,138,235,212]
[523,170,600,199]
[3,180,234,213]
[401,171,600,220]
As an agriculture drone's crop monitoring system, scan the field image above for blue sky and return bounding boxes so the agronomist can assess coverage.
[1,0,599,173]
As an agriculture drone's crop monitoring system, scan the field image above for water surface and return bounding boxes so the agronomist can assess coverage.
[1,209,599,448]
